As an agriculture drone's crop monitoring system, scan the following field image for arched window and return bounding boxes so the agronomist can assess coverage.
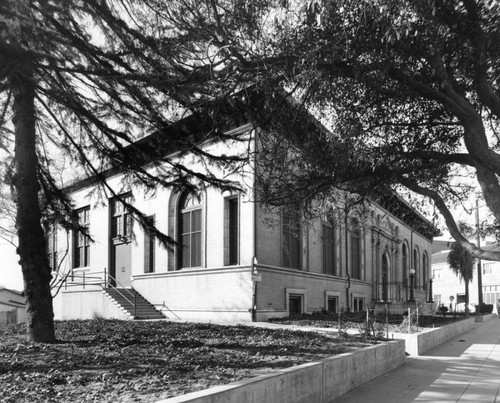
[402,242,408,281]
[178,192,202,269]
[423,252,428,291]
[224,195,239,266]
[382,253,390,301]
[322,219,336,275]
[413,247,420,289]
[282,207,301,269]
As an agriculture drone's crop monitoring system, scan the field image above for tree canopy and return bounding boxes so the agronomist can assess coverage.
[0,0,252,342]
[278,0,500,260]
[123,0,500,259]
[161,0,500,260]
[447,242,474,283]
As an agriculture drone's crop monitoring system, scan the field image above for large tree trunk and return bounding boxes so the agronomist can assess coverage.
[11,64,56,343]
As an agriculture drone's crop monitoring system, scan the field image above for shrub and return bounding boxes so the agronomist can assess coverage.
[478,304,493,314]
[438,305,448,317]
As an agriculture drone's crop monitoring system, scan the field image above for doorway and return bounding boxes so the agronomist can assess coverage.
[110,196,132,288]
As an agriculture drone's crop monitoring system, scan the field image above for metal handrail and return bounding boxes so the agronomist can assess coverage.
[157,302,181,319]
[64,269,137,317]
[106,272,137,317]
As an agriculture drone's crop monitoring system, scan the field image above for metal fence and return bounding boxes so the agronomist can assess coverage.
[333,307,423,340]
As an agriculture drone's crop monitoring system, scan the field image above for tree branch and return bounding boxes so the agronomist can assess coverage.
[401,178,500,260]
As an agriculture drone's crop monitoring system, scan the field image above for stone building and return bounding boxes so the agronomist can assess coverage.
[51,120,436,321]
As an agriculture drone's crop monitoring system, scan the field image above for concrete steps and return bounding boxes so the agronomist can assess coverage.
[105,288,164,320]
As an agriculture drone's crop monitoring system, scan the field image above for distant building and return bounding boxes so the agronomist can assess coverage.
[432,242,500,312]
[0,288,26,324]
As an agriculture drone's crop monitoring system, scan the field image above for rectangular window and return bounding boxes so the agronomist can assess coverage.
[483,263,494,276]
[282,209,301,269]
[289,294,303,316]
[144,216,155,273]
[433,269,441,279]
[353,297,365,312]
[351,227,361,279]
[224,197,239,266]
[327,296,338,313]
[322,223,335,275]
[111,195,132,239]
[181,208,202,267]
[46,225,58,271]
[74,207,90,268]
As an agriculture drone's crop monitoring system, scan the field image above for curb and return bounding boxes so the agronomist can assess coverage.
[157,340,405,403]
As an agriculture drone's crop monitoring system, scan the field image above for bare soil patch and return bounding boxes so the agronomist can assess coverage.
[0,319,373,402]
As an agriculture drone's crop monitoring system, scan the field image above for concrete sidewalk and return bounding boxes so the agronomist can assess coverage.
[333,317,500,402]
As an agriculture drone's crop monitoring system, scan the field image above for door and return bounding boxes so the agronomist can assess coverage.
[113,241,132,287]
[110,196,133,288]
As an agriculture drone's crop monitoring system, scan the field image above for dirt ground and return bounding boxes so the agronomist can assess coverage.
[0,319,374,402]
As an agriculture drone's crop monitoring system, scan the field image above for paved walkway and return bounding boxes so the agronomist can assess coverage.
[333,317,500,402]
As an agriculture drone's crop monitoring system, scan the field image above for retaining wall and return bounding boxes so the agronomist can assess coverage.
[474,313,495,323]
[391,317,477,356]
[157,339,405,403]
[56,289,131,320]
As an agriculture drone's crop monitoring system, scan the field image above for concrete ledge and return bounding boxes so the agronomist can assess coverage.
[157,339,405,403]
[57,289,131,320]
[474,314,496,322]
[391,318,476,356]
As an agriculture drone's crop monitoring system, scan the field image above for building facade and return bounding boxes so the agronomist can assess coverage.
[0,288,26,324]
[52,123,435,321]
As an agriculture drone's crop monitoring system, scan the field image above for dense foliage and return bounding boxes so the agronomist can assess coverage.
[146,0,500,260]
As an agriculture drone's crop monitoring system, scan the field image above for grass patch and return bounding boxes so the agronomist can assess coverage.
[0,319,373,402]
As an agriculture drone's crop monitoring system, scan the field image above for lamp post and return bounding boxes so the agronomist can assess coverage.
[409,269,416,302]
[476,199,484,306]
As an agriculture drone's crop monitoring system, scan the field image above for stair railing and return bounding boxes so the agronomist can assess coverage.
[158,302,181,319]
[63,269,137,318]
[106,272,138,318]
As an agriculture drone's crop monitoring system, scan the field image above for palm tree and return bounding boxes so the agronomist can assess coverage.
[447,243,474,316]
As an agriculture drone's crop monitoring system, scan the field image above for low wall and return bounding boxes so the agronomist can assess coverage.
[57,289,131,320]
[157,339,405,403]
[133,267,253,323]
[474,313,495,322]
[391,317,476,356]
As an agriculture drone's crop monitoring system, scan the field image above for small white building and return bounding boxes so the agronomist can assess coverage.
[432,241,500,312]
[51,120,437,322]
[0,288,26,324]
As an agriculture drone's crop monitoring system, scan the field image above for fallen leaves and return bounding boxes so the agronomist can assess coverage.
[0,320,372,402]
